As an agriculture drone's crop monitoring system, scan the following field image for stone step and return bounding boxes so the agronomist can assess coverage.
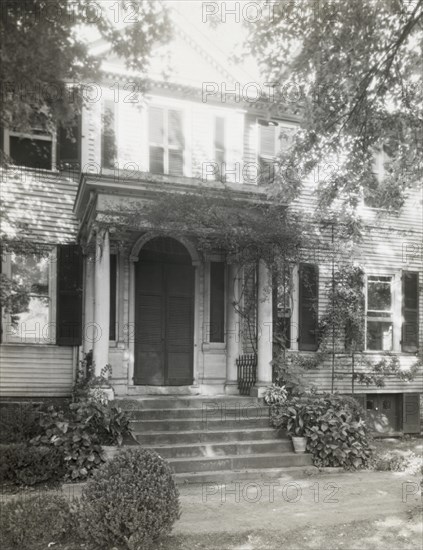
[127,405,269,420]
[135,427,280,445]
[167,452,312,474]
[145,439,292,459]
[116,396,262,410]
[173,465,316,485]
[130,416,270,432]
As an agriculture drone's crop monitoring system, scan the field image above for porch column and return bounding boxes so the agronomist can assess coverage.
[251,260,273,397]
[225,263,241,394]
[93,228,110,376]
[83,252,95,355]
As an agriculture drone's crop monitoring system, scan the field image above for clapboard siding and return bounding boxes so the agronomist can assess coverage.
[0,167,78,243]
[0,345,75,397]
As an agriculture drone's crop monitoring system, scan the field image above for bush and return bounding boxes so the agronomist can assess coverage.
[0,403,43,443]
[271,393,373,469]
[0,494,76,550]
[0,444,65,487]
[264,384,288,405]
[30,398,132,481]
[78,447,181,549]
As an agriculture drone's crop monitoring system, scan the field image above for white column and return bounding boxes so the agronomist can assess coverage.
[225,263,241,394]
[251,259,273,397]
[83,253,95,355]
[93,228,110,376]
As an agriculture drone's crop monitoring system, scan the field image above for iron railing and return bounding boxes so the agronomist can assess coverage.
[236,353,257,395]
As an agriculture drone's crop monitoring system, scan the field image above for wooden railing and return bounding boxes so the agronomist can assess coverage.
[236,354,257,396]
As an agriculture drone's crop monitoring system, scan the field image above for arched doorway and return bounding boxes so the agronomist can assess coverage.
[134,237,195,385]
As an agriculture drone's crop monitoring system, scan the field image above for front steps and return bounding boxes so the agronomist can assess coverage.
[117,396,312,483]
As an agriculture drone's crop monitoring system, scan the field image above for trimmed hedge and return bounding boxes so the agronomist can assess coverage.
[78,447,181,549]
[0,444,65,486]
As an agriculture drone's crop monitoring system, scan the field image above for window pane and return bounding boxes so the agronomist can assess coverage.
[367,277,392,311]
[169,149,183,176]
[168,110,184,148]
[149,107,164,144]
[210,262,225,343]
[367,321,393,351]
[10,136,52,169]
[149,146,164,174]
[11,253,49,293]
[12,297,49,339]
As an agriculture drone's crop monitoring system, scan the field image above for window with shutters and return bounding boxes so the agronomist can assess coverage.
[148,106,184,176]
[298,264,319,351]
[101,99,116,170]
[3,128,54,170]
[209,262,225,343]
[257,120,296,185]
[366,275,394,351]
[214,116,226,181]
[1,250,55,343]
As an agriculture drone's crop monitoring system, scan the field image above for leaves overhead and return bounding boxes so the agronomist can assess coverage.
[244,0,423,212]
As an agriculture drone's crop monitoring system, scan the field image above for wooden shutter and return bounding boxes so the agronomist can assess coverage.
[57,115,81,172]
[401,271,419,352]
[298,264,319,351]
[56,244,83,346]
[149,106,164,174]
[259,124,276,157]
[209,262,225,343]
[109,254,117,341]
[403,393,421,433]
[101,100,116,170]
[168,110,184,175]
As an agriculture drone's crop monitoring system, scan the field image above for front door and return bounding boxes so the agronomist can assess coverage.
[366,394,401,434]
[134,238,195,386]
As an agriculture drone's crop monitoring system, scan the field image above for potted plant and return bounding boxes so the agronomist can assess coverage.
[263,384,288,406]
[271,396,311,453]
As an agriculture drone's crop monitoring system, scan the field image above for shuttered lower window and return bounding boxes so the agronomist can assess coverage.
[149,106,184,176]
[298,264,319,351]
[402,272,419,352]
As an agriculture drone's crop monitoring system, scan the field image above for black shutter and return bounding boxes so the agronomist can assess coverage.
[298,263,319,351]
[109,254,117,341]
[56,244,83,346]
[403,393,421,433]
[209,262,225,343]
[57,116,81,172]
[401,272,419,352]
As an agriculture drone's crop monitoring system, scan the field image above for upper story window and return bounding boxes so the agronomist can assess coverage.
[101,99,116,170]
[148,106,184,176]
[257,120,296,185]
[366,275,393,351]
[5,129,53,170]
[214,116,225,181]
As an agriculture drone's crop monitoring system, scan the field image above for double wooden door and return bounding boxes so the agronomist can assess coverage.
[134,260,194,386]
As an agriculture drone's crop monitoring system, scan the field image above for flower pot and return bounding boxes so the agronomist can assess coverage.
[292,436,307,453]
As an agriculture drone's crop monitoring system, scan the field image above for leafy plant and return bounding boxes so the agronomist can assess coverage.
[0,443,65,487]
[271,393,373,469]
[78,447,181,549]
[264,384,288,405]
[0,494,76,550]
[0,403,43,443]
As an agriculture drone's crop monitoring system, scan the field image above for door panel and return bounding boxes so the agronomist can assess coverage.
[134,255,194,386]
[403,393,421,433]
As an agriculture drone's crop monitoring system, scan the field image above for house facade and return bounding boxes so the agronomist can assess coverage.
[0,22,422,435]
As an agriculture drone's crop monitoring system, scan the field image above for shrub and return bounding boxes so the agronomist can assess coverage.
[264,384,288,405]
[374,450,423,475]
[0,494,76,550]
[271,393,373,469]
[78,447,181,549]
[0,444,65,487]
[0,403,43,443]
[30,398,132,481]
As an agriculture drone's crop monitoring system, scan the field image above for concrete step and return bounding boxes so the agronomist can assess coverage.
[167,452,312,474]
[116,396,262,410]
[127,405,269,420]
[173,465,316,485]
[145,439,292,459]
[135,427,280,445]
[130,416,270,432]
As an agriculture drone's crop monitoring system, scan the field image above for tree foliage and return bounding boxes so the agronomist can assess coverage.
[245,0,423,212]
[0,0,171,133]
